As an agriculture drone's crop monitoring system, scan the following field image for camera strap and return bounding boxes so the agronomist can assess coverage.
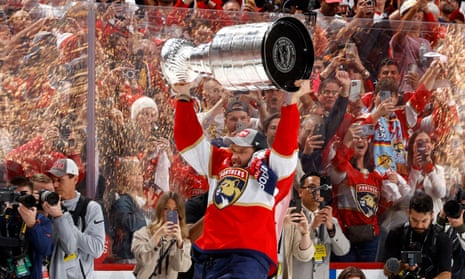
[70,195,91,232]
[151,238,176,277]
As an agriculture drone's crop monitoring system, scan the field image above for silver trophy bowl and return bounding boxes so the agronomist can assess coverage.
[160,16,314,92]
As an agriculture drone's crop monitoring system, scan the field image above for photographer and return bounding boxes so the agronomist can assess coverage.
[10,176,53,279]
[43,158,105,279]
[382,191,452,279]
[285,172,350,279]
[435,190,465,279]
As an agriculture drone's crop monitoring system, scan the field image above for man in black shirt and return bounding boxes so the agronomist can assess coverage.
[382,191,452,279]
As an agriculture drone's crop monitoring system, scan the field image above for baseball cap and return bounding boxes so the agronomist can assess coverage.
[48,158,79,177]
[400,0,417,15]
[224,129,268,150]
[225,100,249,115]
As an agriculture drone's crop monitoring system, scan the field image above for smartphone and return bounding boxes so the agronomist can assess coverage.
[408,63,418,74]
[417,140,427,162]
[68,139,75,147]
[401,250,422,266]
[313,123,323,136]
[379,90,392,102]
[235,122,247,133]
[292,197,302,216]
[349,80,362,102]
[167,210,178,224]
[345,43,356,57]
[313,123,326,145]
[360,124,375,137]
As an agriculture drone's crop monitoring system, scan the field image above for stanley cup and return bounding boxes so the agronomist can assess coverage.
[160,17,314,92]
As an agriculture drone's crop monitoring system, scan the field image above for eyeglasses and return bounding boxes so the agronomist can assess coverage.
[300,184,320,192]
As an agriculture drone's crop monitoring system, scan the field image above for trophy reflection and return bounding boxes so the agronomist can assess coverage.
[160,17,314,92]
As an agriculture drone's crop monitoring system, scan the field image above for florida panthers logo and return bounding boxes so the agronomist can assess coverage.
[214,168,248,209]
[356,184,379,218]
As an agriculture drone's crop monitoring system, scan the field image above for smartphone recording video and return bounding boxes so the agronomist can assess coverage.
[360,124,375,137]
[291,197,302,220]
[349,80,362,102]
[379,90,391,102]
[167,210,178,224]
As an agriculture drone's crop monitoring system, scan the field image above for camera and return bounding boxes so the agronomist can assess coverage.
[400,250,422,279]
[0,189,36,209]
[37,190,60,210]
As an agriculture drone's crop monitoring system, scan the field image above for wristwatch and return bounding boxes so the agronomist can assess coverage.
[363,70,370,79]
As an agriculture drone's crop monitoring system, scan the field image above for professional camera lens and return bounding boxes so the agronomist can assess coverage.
[39,190,59,206]
[17,194,37,209]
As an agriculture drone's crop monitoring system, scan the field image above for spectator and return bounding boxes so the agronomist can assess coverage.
[261,112,281,148]
[313,0,347,40]
[196,77,229,141]
[11,176,53,279]
[438,0,464,23]
[377,58,401,85]
[131,191,192,279]
[290,172,350,278]
[337,266,367,279]
[328,122,402,262]
[263,88,287,115]
[43,158,105,279]
[298,113,325,174]
[382,191,452,279]
[210,98,260,147]
[127,96,173,205]
[389,0,434,94]
[300,71,351,174]
[368,79,408,175]
[108,157,148,264]
[173,86,300,277]
[6,122,84,181]
[336,0,393,81]
[436,190,465,279]
[407,130,446,222]
[280,204,315,279]
[29,173,55,194]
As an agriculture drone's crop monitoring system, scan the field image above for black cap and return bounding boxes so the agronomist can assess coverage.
[225,100,249,115]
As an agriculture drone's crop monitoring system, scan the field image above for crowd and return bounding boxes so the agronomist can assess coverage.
[0,0,465,278]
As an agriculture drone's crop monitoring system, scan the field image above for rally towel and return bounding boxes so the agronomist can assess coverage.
[373,114,406,175]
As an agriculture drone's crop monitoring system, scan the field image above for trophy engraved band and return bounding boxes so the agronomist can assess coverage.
[161,16,314,92]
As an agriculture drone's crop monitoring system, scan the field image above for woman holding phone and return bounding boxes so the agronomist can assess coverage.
[407,130,446,222]
[132,192,192,279]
